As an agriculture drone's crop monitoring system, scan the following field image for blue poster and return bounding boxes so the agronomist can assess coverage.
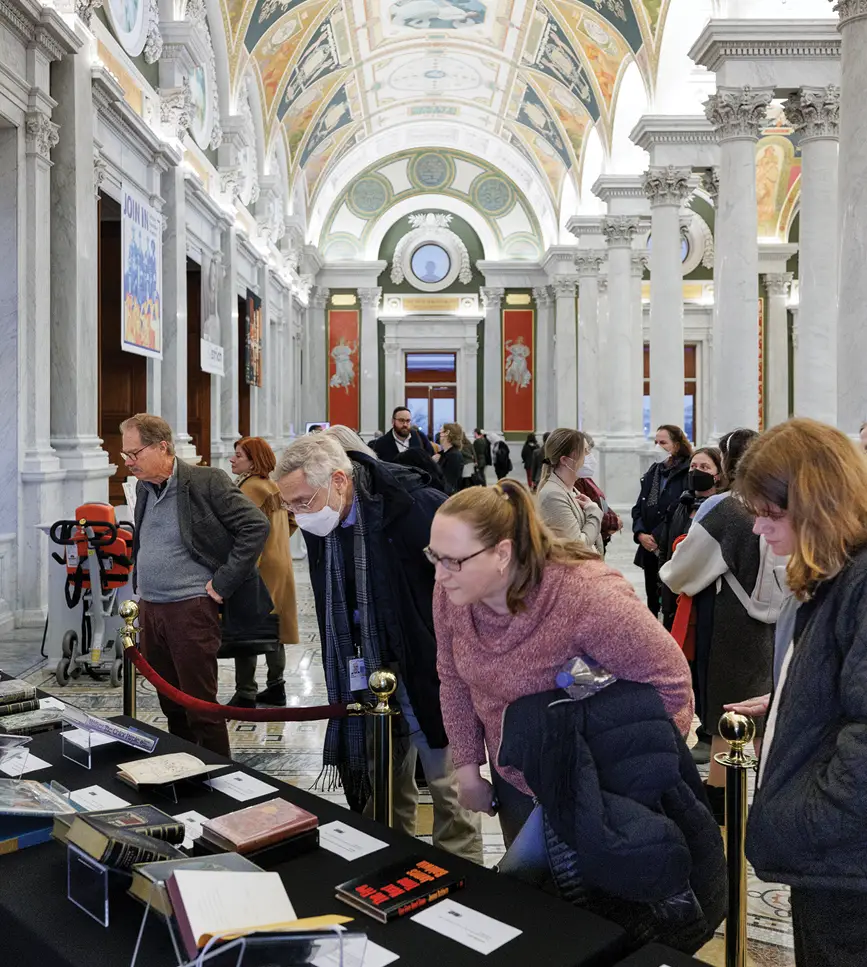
[121,182,162,359]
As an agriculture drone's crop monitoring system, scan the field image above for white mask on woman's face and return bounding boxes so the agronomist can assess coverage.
[578,453,597,479]
[653,444,670,463]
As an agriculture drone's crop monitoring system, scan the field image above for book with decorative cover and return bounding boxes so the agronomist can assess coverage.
[129,852,264,917]
[0,708,63,735]
[0,679,37,705]
[335,855,466,923]
[56,805,185,847]
[201,798,318,854]
[66,814,186,870]
[0,699,40,717]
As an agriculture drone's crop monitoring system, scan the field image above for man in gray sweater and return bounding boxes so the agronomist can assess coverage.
[123,414,268,755]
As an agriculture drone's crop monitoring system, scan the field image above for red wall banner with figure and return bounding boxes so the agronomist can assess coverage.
[328,309,360,429]
[502,308,534,433]
[758,297,765,432]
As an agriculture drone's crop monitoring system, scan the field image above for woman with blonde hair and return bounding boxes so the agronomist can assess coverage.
[438,422,479,495]
[536,428,604,553]
[724,419,867,967]
[429,479,693,844]
[228,436,298,706]
[324,424,378,460]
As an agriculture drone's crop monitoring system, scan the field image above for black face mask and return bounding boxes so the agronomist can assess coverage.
[688,469,717,493]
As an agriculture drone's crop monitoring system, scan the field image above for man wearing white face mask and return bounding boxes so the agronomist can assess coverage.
[274,434,483,863]
[574,434,622,553]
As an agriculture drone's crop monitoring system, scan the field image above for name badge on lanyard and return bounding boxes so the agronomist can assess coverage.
[348,657,368,692]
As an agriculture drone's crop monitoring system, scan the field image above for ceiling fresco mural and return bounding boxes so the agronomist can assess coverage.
[219,0,671,208]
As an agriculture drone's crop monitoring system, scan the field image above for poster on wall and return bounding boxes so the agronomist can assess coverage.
[200,251,224,376]
[758,297,765,432]
[328,309,360,429]
[502,308,534,433]
[121,182,162,359]
[246,289,263,387]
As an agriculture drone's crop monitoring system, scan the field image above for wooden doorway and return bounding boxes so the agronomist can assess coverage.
[238,294,250,438]
[186,258,211,464]
[98,194,146,506]
[404,352,457,439]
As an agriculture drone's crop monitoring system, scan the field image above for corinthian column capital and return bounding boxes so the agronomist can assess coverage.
[705,86,773,142]
[643,166,692,207]
[783,86,840,142]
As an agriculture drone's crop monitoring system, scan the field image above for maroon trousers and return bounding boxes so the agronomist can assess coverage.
[138,596,230,757]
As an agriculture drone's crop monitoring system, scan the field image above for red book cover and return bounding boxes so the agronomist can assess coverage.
[201,798,318,853]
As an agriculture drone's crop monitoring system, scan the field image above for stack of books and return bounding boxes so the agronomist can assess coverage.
[197,798,319,864]
[0,680,61,735]
[58,805,187,870]
[0,778,77,854]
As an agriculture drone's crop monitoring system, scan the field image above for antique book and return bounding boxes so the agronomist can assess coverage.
[0,679,37,705]
[166,870,296,959]
[0,816,57,854]
[201,798,318,854]
[116,752,225,789]
[66,814,186,869]
[0,779,76,817]
[55,805,185,848]
[0,699,40,717]
[129,852,263,917]
[335,855,466,923]
[0,708,62,735]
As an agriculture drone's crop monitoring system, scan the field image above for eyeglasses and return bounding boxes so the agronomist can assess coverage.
[120,443,157,462]
[281,488,321,514]
[423,545,493,572]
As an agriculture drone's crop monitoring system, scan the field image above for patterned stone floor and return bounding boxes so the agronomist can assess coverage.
[2,531,793,966]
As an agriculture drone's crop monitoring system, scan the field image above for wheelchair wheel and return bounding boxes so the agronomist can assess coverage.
[61,630,77,659]
[55,656,71,686]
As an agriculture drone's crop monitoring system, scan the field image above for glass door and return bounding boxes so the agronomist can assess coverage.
[405,353,457,439]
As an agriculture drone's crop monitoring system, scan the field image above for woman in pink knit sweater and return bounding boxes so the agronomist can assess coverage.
[429,479,693,845]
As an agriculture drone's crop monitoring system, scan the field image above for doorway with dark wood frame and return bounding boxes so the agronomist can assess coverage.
[186,257,211,464]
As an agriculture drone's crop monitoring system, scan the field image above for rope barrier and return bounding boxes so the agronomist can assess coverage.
[124,646,352,722]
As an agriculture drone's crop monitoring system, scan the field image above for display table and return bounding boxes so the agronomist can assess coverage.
[614,942,711,966]
[1,712,627,967]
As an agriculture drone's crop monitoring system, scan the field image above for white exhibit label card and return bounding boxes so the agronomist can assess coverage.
[205,771,278,802]
[313,939,399,967]
[69,785,131,810]
[0,753,51,777]
[173,809,210,850]
[318,821,389,861]
[40,697,66,711]
[63,728,116,750]
[411,899,522,955]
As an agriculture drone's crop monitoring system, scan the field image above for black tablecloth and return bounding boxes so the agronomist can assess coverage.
[1,715,626,967]
[614,942,711,966]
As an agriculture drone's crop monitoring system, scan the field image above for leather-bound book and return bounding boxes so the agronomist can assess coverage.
[201,798,318,853]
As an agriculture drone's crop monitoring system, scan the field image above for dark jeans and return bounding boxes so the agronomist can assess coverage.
[234,647,286,700]
[792,887,867,967]
[139,596,230,757]
[491,768,535,849]
[642,554,660,616]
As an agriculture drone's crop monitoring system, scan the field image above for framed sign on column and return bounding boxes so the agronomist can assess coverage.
[503,308,534,433]
[121,182,162,359]
[328,308,360,429]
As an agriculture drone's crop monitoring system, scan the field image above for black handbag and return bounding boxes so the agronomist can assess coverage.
[217,571,280,659]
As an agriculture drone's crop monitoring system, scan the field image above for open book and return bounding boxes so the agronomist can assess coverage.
[116,752,226,789]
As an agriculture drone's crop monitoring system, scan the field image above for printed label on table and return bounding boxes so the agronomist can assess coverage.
[205,772,278,802]
[0,752,51,777]
[312,938,398,967]
[63,728,116,750]
[173,809,209,850]
[411,899,522,954]
[318,821,389,861]
[69,785,131,810]
[40,697,66,711]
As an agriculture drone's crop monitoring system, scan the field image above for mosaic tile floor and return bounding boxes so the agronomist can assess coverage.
[3,532,794,966]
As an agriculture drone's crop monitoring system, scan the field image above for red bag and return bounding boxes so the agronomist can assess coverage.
[669,535,696,661]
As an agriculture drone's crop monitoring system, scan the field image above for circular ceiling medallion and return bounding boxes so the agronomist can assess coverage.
[104,0,149,57]
[347,175,391,217]
[189,65,212,151]
[472,174,515,216]
[408,152,454,190]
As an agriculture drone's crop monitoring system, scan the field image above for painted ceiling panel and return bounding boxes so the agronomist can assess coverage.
[277,10,348,120]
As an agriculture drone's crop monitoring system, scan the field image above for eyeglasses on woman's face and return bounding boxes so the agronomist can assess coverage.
[423,545,493,572]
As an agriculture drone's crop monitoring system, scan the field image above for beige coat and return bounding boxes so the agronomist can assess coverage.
[238,474,299,644]
[536,473,604,555]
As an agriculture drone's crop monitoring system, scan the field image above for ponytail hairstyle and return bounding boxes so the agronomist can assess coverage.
[436,478,596,614]
[537,428,587,492]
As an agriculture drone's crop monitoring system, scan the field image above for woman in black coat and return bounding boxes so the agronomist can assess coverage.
[520,433,539,490]
[438,423,468,495]
[631,425,692,616]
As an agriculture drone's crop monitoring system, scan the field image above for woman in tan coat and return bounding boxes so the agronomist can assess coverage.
[229,437,298,706]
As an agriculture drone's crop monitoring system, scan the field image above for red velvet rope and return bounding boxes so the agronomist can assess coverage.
[124,648,351,722]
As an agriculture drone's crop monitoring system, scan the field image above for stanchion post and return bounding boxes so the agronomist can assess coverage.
[368,669,398,828]
[717,711,758,967]
[119,600,140,719]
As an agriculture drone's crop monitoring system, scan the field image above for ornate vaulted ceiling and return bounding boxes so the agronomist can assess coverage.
[219,0,670,211]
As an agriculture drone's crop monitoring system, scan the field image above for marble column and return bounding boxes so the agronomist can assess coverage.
[383,339,401,427]
[763,274,792,428]
[532,285,555,433]
[552,278,578,428]
[643,166,691,430]
[271,291,286,449]
[49,42,112,504]
[835,1,867,432]
[705,86,773,433]
[214,221,239,469]
[307,287,329,424]
[480,287,504,432]
[597,275,609,434]
[632,253,649,440]
[358,287,382,436]
[160,164,197,460]
[575,255,603,436]
[289,295,304,437]
[253,260,274,445]
[701,167,720,441]
[784,85,840,425]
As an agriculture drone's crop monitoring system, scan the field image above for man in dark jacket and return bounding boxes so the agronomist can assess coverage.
[125,413,269,755]
[472,429,489,484]
[275,434,482,862]
[370,406,433,462]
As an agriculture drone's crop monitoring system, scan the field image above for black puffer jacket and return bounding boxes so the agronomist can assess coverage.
[631,458,690,570]
[499,682,726,954]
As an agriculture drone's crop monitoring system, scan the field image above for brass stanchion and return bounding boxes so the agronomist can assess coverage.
[368,669,398,828]
[119,600,140,719]
[717,711,758,967]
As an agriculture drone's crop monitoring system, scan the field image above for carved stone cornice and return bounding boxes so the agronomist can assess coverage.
[76,0,103,27]
[143,0,163,63]
[93,152,107,197]
[764,272,793,297]
[631,253,649,278]
[689,23,840,71]
[783,86,840,143]
[700,167,720,202]
[218,167,242,200]
[602,216,641,248]
[835,0,867,26]
[0,0,79,59]
[552,277,578,299]
[705,87,773,143]
[311,286,329,310]
[532,285,553,307]
[160,81,191,141]
[629,116,718,151]
[25,112,59,160]
[480,287,505,311]
[643,166,692,207]
[358,287,382,310]
[574,252,604,277]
